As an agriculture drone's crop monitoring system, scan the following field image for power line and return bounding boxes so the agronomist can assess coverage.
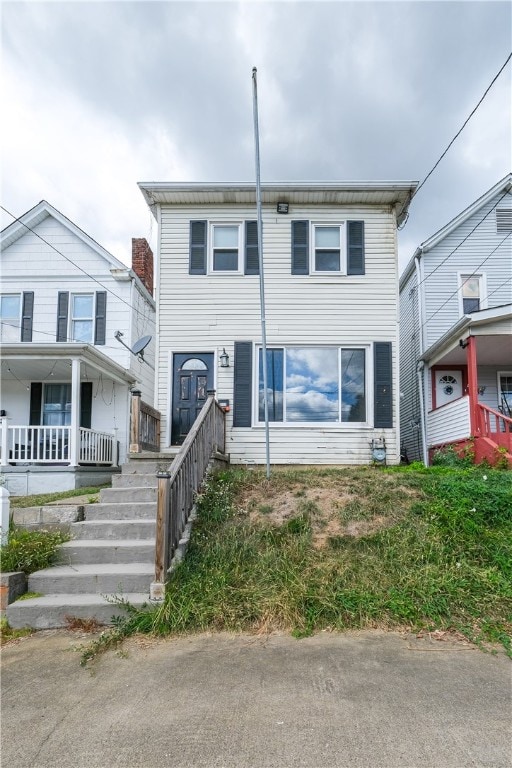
[397,51,512,225]
[419,231,512,336]
[415,189,512,291]
[0,204,154,324]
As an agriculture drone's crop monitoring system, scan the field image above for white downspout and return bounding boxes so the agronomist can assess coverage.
[414,251,428,464]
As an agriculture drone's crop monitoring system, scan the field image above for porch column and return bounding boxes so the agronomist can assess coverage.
[70,359,81,467]
[0,417,8,467]
[466,336,480,436]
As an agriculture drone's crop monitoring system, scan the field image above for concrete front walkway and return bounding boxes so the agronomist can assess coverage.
[1,630,510,768]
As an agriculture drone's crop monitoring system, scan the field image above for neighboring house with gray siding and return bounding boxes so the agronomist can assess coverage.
[399,174,512,466]
[0,201,156,493]
[139,181,417,466]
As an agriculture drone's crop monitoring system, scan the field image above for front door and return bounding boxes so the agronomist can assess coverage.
[171,353,214,444]
[435,369,463,408]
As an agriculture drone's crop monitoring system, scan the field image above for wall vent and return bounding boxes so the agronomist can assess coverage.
[496,208,512,233]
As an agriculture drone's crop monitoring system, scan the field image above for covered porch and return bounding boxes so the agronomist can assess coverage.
[422,305,512,466]
[0,343,136,493]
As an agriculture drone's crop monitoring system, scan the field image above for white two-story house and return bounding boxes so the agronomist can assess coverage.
[399,174,512,467]
[138,181,417,466]
[0,200,156,494]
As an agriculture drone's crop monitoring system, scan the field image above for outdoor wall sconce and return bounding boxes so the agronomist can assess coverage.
[276,202,289,214]
[219,348,230,368]
[478,385,486,395]
[459,339,469,349]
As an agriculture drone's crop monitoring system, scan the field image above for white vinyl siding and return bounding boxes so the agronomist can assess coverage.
[157,202,400,464]
[399,268,423,462]
[427,396,471,446]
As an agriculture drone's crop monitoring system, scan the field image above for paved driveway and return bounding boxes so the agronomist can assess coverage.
[2,630,510,768]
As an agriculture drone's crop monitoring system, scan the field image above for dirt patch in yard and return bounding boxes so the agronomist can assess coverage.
[236,469,422,549]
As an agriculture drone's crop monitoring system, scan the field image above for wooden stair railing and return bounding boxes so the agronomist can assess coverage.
[150,392,226,600]
[130,390,161,453]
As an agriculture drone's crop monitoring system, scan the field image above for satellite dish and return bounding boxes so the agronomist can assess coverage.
[132,335,152,358]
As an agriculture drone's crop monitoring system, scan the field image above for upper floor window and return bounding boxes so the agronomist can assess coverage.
[292,220,365,275]
[0,292,34,342]
[71,294,94,342]
[56,291,106,345]
[211,224,241,272]
[0,294,21,342]
[189,220,259,275]
[460,274,485,315]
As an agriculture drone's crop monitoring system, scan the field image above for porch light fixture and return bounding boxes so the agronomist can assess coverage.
[478,385,486,395]
[459,339,469,349]
[219,348,230,368]
[276,202,289,214]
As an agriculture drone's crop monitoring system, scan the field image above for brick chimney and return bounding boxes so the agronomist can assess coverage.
[131,238,154,297]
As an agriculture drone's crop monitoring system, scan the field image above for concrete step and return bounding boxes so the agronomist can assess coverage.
[58,539,155,565]
[6,592,152,630]
[84,502,156,521]
[121,455,176,475]
[111,473,159,489]
[100,487,157,503]
[28,563,154,595]
[70,519,155,540]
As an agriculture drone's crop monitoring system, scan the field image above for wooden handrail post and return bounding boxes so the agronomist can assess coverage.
[151,472,170,601]
[130,390,142,453]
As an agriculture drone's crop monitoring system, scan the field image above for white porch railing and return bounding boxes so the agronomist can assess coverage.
[79,427,118,465]
[428,396,471,447]
[0,421,117,467]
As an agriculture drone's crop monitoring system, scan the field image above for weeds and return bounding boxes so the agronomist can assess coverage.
[80,465,512,664]
[0,527,69,574]
[10,486,108,509]
[0,617,33,645]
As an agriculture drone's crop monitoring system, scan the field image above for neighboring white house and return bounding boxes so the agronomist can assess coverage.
[138,181,417,466]
[0,201,156,494]
[399,174,512,466]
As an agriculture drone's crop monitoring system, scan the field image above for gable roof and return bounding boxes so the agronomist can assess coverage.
[400,173,512,287]
[138,181,418,226]
[1,200,128,272]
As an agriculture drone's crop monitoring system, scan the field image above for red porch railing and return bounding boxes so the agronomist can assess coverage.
[477,404,512,453]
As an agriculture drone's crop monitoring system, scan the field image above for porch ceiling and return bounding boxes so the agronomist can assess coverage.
[427,335,511,367]
[0,343,136,385]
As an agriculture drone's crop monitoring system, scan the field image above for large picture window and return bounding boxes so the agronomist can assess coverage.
[258,346,367,423]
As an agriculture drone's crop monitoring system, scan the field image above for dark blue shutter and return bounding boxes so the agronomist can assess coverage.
[347,221,365,275]
[245,221,259,275]
[56,292,69,342]
[94,291,107,345]
[292,221,309,274]
[30,383,42,425]
[80,382,93,428]
[374,342,393,428]
[189,220,207,274]
[233,342,253,427]
[21,292,34,342]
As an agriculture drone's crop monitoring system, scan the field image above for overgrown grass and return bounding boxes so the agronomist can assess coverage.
[0,527,69,574]
[10,485,108,508]
[81,465,512,663]
[0,616,33,645]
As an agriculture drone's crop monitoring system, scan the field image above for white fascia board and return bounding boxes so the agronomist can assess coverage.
[1,200,127,272]
[417,174,512,255]
[0,342,136,384]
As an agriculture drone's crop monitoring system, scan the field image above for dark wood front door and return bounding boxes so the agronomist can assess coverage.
[171,353,214,444]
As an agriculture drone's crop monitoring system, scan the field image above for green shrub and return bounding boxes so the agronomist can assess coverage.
[431,443,474,468]
[0,528,68,574]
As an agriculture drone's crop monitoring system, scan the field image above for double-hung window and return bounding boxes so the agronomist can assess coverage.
[0,294,21,342]
[71,294,94,342]
[211,224,241,272]
[460,274,485,315]
[42,383,72,426]
[313,225,343,273]
[258,346,367,424]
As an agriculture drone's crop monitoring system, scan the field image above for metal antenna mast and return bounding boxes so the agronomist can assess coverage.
[252,67,270,479]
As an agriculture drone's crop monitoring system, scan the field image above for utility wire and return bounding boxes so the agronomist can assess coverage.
[398,51,512,225]
[1,204,154,324]
[414,189,512,291]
